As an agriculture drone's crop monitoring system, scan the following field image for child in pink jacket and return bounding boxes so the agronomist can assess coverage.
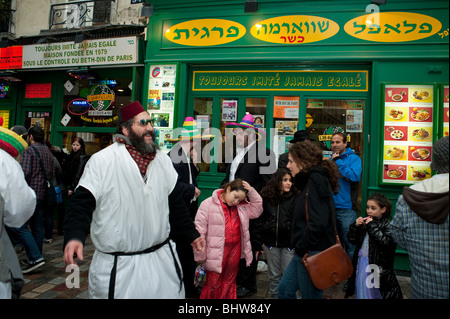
[194,179,263,299]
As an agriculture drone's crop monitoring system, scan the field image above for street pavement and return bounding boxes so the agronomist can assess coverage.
[16,231,411,299]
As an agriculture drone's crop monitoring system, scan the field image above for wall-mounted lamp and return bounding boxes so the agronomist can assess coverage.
[74,33,85,44]
[244,0,258,13]
[141,2,154,17]
[371,0,386,4]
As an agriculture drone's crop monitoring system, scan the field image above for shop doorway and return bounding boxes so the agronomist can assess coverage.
[23,108,53,142]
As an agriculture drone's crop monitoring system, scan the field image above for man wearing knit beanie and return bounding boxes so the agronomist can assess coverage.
[0,117,37,298]
[390,136,449,299]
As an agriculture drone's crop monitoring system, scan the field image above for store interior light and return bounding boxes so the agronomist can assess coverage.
[67,68,97,81]
[244,0,258,13]
[0,71,21,82]
[141,3,154,17]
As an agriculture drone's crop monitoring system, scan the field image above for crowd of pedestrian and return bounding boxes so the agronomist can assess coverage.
[0,103,448,300]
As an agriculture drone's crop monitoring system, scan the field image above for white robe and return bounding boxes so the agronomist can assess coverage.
[77,143,183,299]
[0,149,36,227]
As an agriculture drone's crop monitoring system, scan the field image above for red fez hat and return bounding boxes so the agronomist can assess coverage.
[118,101,146,123]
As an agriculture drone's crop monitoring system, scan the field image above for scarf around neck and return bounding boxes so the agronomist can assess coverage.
[115,134,156,177]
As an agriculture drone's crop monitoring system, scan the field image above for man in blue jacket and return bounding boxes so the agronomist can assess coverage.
[329,132,362,261]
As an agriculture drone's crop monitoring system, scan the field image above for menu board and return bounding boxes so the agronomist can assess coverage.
[443,85,449,138]
[147,64,177,153]
[382,84,434,184]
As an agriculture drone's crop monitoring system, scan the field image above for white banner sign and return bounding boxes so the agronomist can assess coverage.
[21,36,138,69]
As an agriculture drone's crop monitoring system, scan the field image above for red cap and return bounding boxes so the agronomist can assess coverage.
[118,101,146,123]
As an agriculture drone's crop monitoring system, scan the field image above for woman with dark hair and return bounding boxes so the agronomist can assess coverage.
[254,167,299,299]
[63,137,89,196]
[278,141,340,299]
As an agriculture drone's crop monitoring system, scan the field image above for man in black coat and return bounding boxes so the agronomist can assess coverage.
[278,130,314,169]
[167,117,213,298]
[221,113,276,298]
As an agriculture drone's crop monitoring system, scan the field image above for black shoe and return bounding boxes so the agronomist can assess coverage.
[22,259,45,274]
[237,286,256,298]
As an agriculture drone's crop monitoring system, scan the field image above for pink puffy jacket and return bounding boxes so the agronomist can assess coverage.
[194,188,263,274]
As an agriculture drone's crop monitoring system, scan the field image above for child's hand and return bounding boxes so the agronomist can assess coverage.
[242,180,254,193]
[355,217,365,226]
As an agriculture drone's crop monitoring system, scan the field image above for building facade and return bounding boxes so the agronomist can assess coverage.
[0,0,148,153]
[142,0,449,270]
[1,0,449,270]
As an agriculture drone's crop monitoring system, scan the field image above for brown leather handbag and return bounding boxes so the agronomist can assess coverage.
[302,189,353,290]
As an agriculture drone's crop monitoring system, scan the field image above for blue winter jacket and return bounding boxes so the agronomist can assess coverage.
[330,147,362,210]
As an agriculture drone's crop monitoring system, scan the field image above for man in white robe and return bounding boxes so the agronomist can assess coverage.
[0,119,36,298]
[63,101,205,299]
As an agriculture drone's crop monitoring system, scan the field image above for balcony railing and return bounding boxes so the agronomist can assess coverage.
[49,0,116,30]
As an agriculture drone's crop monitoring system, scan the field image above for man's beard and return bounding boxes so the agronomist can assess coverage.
[128,128,159,155]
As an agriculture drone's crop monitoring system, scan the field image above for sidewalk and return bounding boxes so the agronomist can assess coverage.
[17,232,411,299]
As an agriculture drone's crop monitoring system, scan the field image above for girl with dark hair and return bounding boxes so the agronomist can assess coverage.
[346,193,403,299]
[194,178,263,299]
[278,141,340,299]
[254,168,299,298]
[63,137,89,196]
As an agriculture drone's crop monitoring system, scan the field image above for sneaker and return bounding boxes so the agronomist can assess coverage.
[44,238,53,244]
[22,259,45,274]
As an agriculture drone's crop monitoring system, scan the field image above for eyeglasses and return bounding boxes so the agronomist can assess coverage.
[135,119,154,126]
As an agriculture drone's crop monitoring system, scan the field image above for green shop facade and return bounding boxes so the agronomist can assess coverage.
[143,0,449,270]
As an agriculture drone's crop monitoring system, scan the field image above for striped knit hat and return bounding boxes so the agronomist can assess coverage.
[0,117,28,157]
[226,113,263,141]
[166,117,214,143]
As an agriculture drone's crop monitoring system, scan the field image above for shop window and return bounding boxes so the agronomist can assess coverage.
[306,98,364,158]
[306,98,365,214]
[24,111,52,142]
[218,97,239,173]
[193,97,213,173]
[61,76,132,128]
[246,97,267,130]
[62,132,113,155]
[272,96,299,160]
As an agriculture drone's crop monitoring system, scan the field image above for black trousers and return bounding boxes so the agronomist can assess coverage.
[236,247,258,291]
[175,240,198,297]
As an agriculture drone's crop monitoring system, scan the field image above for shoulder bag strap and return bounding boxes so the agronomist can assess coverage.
[31,146,50,183]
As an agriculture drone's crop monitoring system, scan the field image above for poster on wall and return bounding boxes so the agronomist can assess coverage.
[273,96,299,119]
[222,100,237,122]
[148,64,177,153]
[443,85,449,138]
[0,110,9,128]
[382,84,435,185]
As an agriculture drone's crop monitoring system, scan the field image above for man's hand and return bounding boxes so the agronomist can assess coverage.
[63,240,84,265]
[191,236,205,252]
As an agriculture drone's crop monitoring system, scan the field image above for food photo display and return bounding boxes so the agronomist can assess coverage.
[382,84,434,184]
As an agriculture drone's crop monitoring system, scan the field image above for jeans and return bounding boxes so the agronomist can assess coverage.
[7,200,45,263]
[335,209,357,260]
[263,245,294,298]
[278,252,323,299]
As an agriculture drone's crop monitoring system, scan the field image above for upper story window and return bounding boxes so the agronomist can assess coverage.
[49,0,114,30]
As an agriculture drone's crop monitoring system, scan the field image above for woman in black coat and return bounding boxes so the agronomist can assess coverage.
[346,193,403,299]
[64,137,89,196]
[278,141,340,299]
